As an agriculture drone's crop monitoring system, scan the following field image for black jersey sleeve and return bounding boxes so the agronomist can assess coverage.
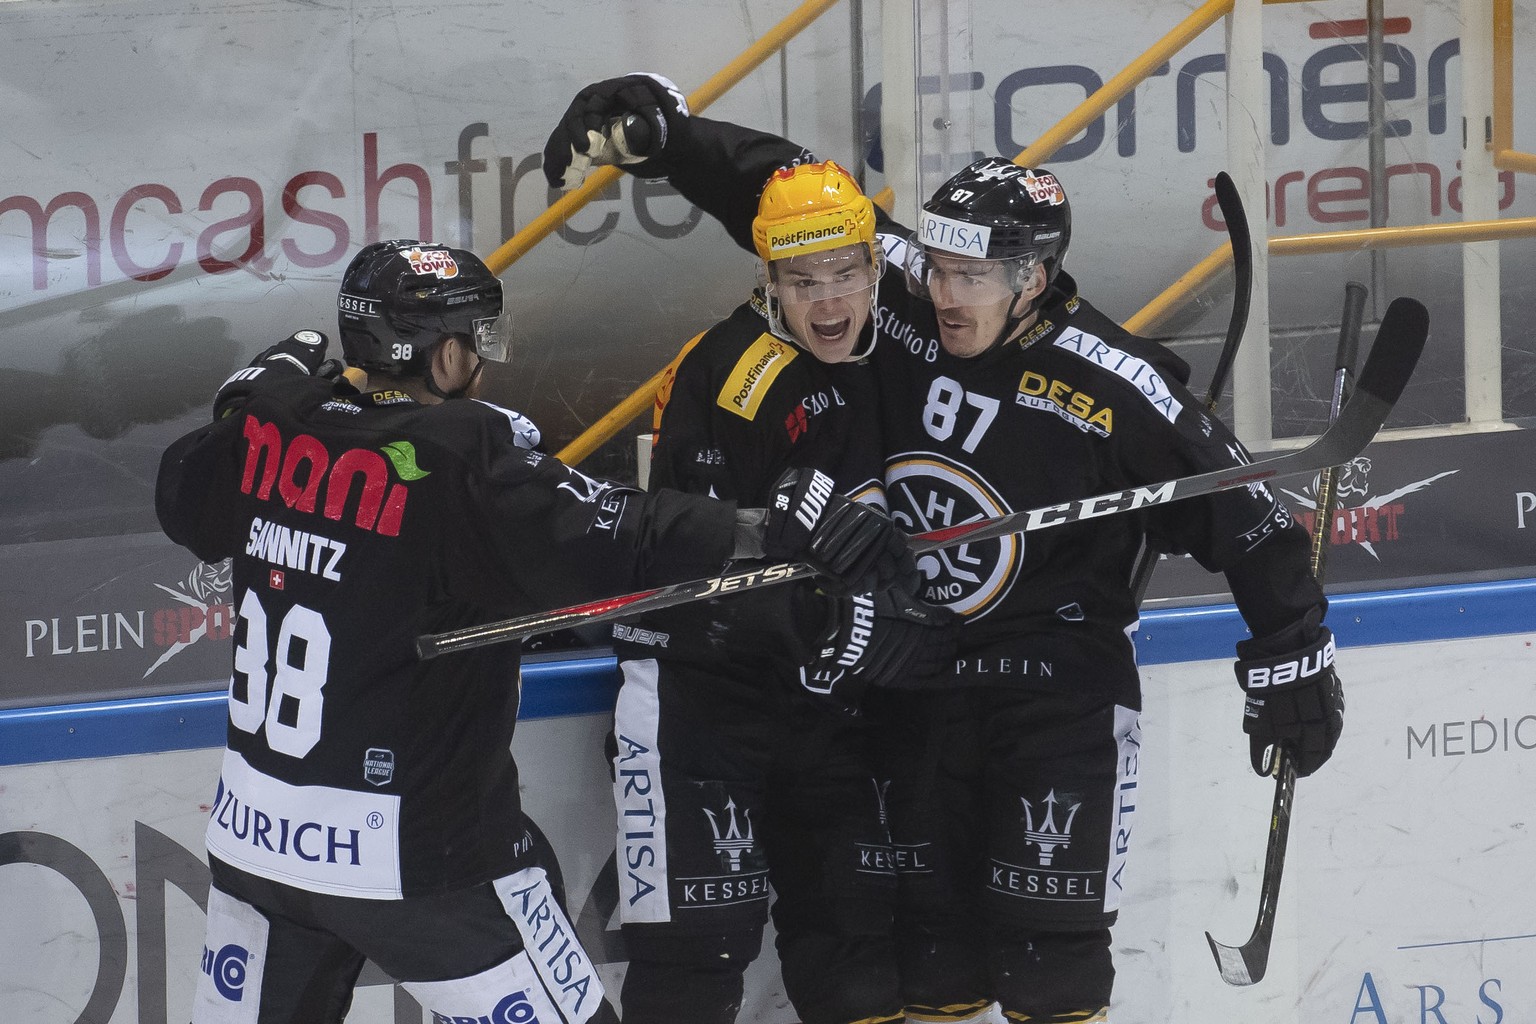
[156,414,247,564]
[459,423,739,610]
[157,374,343,563]
[1114,341,1326,641]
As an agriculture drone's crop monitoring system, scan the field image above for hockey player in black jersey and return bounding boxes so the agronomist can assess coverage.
[155,238,917,1024]
[604,150,956,1023]
[545,76,1345,1024]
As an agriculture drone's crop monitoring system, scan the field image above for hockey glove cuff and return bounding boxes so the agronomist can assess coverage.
[213,330,342,418]
[1235,625,1344,778]
[799,589,960,707]
[543,72,690,189]
[762,468,918,596]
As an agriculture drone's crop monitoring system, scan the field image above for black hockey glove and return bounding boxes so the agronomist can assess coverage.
[762,468,918,597]
[213,330,344,418]
[800,589,960,708]
[1235,625,1344,778]
[542,72,690,189]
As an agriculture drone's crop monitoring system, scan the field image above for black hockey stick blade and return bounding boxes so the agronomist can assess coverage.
[416,297,1426,660]
[1205,751,1297,985]
[1202,170,1254,411]
[1133,168,1250,605]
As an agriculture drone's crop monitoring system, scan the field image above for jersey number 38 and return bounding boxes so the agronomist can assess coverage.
[230,588,333,758]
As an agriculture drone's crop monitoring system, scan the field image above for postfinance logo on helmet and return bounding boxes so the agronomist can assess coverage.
[752,160,877,263]
[765,212,854,258]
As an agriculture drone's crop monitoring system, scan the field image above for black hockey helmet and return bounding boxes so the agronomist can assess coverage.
[337,239,512,376]
[914,157,1072,286]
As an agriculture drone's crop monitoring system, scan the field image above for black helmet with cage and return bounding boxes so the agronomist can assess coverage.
[337,239,512,377]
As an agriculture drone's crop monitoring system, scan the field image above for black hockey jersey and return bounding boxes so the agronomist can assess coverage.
[156,371,737,897]
[865,262,1323,701]
[617,294,885,672]
[646,116,1326,705]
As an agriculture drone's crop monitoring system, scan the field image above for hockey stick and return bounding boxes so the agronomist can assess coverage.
[1306,281,1367,583]
[416,297,1426,660]
[1130,169,1253,604]
[1204,280,1369,986]
[1201,171,1256,415]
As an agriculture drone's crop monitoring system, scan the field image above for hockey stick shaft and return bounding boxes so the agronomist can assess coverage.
[1205,282,1371,986]
[416,297,1426,660]
[1130,170,1252,604]
[909,295,1420,555]
[1308,280,1367,580]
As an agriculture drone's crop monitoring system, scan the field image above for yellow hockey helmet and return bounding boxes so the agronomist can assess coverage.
[751,160,879,264]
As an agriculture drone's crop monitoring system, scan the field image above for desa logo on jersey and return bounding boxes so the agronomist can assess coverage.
[1015,370,1114,436]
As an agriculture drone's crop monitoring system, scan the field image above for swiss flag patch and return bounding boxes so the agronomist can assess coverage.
[269,569,285,590]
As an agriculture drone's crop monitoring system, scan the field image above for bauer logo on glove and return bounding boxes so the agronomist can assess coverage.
[1241,634,1335,689]
[1235,625,1345,777]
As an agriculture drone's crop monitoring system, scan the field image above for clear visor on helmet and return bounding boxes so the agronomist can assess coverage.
[762,244,884,305]
[904,238,1038,307]
[471,313,514,362]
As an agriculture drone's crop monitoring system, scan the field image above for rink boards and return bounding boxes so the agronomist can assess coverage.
[2,578,1534,1024]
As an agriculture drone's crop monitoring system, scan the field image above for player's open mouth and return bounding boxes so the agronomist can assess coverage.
[812,317,851,340]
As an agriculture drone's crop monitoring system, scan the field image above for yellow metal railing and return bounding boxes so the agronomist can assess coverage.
[1129,216,1536,335]
[1492,0,1536,174]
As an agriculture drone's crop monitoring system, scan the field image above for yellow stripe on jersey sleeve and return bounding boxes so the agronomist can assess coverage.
[716,334,798,421]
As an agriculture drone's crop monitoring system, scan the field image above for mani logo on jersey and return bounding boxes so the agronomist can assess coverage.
[238,415,417,537]
[886,453,1020,617]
